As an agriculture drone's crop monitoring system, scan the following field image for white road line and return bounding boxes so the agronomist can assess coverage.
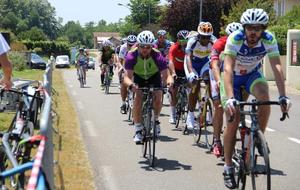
[245,119,275,132]
[101,166,118,190]
[266,128,275,132]
[77,101,84,110]
[71,91,77,96]
[84,120,97,137]
[288,137,300,144]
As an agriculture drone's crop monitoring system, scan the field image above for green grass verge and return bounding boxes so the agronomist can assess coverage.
[13,69,44,81]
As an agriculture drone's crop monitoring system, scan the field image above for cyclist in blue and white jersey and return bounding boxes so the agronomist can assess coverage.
[184,21,217,130]
[154,29,173,60]
[76,48,88,84]
[118,35,137,114]
[222,9,291,189]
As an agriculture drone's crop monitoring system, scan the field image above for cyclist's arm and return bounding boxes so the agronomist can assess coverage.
[123,70,134,87]
[223,55,236,99]
[184,52,194,73]
[168,47,176,76]
[0,52,12,82]
[269,56,286,97]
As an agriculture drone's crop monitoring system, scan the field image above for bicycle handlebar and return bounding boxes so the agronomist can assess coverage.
[228,100,289,122]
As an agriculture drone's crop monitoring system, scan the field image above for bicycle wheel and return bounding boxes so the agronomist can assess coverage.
[202,98,214,149]
[232,154,247,190]
[251,130,271,190]
[79,68,84,88]
[148,110,156,167]
[104,73,109,94]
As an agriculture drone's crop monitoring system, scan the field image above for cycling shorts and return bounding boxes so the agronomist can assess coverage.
[192,57,210,77]
[134,72,162,88]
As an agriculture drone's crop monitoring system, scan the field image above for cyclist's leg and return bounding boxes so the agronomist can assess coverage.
[247,71,270,133]
[100,64,106,85]
[133,74,144,143]
[120,70,128,113]
[209,69,224,157]
[222,74,245,168]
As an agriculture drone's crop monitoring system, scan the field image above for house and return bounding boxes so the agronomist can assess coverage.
[274,0,299,17]
[93,32,121,49]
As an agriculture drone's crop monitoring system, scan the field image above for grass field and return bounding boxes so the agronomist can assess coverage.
[52,70,95,189]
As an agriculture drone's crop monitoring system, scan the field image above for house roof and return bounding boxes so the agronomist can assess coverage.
[93,32,121,39]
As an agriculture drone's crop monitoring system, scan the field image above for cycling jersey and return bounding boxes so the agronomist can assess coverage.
[224,30,280,76]
[101,48,115,64]
[169,42,185,71]
[125,47,167,80]
[119,43,131,60]
[211,36,227,62]
[75,53,87,66]
[185,36,216,76]
[0,34,10,55]
[153,39,173,57]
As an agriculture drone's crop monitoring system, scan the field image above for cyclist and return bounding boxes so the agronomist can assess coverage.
[76,48,88,84]
[0,33,12,90]
[222,9,291,189]
[184,21,217,130]
[100,40,115,90]
[119,35,137,114]
[154,29,173,60]
[209,22,243,158]
[123,30,172,144]
[168,30,190,124]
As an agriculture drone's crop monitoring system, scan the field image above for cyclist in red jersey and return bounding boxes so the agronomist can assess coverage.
[209,22,243,158]
[168,30,190,124]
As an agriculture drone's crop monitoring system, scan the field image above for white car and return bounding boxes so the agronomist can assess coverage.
[55,55,70,68]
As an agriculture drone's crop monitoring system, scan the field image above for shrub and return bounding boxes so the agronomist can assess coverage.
[268,25,289,55]
[8,51,27,71]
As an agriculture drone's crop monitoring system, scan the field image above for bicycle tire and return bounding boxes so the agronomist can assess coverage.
[232,153,247,190]
[251,130,271,190]
[203,98,214,149]
[79,68,84,88]
[149,110,156,167]
[104,72,110,94]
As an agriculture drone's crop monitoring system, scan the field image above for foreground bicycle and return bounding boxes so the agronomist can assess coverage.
[140,87,164,167]
[103,64,113,94]
[174,77,188,129]
[0,86,43,189]
[231,99,288,190]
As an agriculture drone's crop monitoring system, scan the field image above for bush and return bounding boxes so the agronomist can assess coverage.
[23,40,71,56]
[8,51,27,71]
[268,25,289,55]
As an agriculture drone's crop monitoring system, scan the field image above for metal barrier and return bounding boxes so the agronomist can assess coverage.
[38,61,54,189]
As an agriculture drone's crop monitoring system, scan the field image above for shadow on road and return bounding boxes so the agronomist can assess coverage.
[139,158,192,172]
[158,135,178,142]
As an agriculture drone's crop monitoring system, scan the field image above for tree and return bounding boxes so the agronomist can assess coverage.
[60,21,84,44]
[277,5,300,27]
[18,27,47,41]
[128,0,161,28]
[221,0,277,27]
[0,0,59,39]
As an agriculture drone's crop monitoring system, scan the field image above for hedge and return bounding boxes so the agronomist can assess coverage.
[268,25,289,55]
[22,40,71,56]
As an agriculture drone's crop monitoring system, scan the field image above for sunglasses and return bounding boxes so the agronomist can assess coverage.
[245,25,264,32]
[200,35,211,40]
[139,45,152,49]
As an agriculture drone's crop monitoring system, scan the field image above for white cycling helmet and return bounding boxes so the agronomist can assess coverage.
[177,30,190,40]
[127,35,137,45]
[240,8,269,26]
[157,29,167,36]
[102,40,112,47]
[225,22,243,35]
[137,30,155,45]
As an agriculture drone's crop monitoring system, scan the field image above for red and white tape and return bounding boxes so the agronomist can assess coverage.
[26,136,46,190]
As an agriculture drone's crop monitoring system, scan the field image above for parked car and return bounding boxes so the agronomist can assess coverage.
[29,53,47,70]
[55,55,70,68]
[87,57,96,70]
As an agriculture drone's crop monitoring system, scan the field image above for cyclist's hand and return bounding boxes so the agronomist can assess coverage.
[0,77,12,90]
[279,96,291,113]
[128,83,138,93]
[188,72,197,83]
[225,98,237,117]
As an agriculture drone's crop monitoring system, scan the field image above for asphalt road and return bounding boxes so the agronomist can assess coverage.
[63,67,300,190]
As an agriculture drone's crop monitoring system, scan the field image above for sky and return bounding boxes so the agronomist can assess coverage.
[47,0,168,25]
